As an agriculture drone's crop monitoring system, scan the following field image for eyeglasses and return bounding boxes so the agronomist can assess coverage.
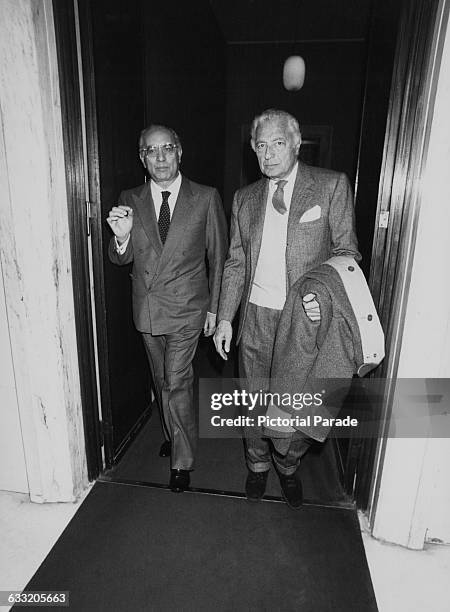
[140,144,178,158]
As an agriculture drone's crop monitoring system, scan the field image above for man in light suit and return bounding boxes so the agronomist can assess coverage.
[107,124,228,492]
[214,109,360,507]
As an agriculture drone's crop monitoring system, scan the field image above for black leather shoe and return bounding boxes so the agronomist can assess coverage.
[169,469,190,493]
[159,440,171,457]
[278,472,303,508]
[245,470,269,501]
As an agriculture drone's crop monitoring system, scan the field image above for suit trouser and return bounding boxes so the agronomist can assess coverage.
[142,327,201,471]
[239,302,312,476]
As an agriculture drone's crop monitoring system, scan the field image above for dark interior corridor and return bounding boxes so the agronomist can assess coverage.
[79,0,401,507]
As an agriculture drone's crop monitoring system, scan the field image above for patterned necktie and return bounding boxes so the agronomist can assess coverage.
[272,179,288,214]
[158,191,171,244]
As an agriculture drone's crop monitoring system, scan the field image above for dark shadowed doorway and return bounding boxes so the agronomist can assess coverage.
[58,0,404,507]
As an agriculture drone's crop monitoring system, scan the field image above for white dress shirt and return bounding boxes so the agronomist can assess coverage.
[249,162,298,310]
[115,173,182,253]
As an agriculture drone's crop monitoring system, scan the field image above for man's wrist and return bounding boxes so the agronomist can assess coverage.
[116,233,130,245]
[218,319,232,328]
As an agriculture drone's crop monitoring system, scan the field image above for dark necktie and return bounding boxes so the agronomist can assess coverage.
[272,179,288,214]
[158,191,171,244]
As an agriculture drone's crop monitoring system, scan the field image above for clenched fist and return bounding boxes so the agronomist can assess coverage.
[106,205,133,243]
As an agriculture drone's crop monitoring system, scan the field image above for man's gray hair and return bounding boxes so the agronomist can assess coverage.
[138,124,182,149]
[250,109,301,146]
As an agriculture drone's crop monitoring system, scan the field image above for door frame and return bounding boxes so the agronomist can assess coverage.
[54,0,152,474]
[54,0,445,510]
[52,0,400,493]
[52,0,103,479]
[75,0,115,467]
[356,0,449,516]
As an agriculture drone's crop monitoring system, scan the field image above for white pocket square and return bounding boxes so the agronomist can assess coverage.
[299,205,321,223]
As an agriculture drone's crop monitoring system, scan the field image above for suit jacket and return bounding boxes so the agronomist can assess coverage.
[264,257,385,443]
[217,162,361,343]
[108,176,228,335]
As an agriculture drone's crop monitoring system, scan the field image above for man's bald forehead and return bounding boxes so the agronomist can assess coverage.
[139,124,181,148]
[140,127,173,145]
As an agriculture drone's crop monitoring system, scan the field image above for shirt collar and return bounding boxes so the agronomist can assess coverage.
[150,172,182,195]
[269,162,298,190]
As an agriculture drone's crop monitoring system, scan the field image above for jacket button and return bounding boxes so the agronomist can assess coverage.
[348,266,355,272]
[367,314,373,321]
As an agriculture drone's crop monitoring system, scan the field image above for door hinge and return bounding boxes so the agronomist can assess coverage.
[378,210,389,229]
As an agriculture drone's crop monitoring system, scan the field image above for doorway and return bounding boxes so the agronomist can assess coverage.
[59,0,403,507]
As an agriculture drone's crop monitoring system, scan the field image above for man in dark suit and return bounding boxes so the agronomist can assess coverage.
[107,124,228,492]
[214,109,360,507]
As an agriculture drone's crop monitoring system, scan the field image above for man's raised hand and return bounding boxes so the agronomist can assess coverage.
[106,205,133,243]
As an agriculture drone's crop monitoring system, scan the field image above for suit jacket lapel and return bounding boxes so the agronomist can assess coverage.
[287,162,315,241]
[249,178,269,269]
[131,182,163,256]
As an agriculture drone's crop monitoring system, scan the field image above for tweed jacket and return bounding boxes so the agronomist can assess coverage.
[263,256,385,443]
[108,176,228,334]
[217,162,361,343]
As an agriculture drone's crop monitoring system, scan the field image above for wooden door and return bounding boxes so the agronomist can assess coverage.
[78,0,152,465]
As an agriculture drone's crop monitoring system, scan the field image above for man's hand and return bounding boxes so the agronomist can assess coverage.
[302,293,321,322]
[106,205,133,243]
[214,320,232,360]
[203,312,217,337]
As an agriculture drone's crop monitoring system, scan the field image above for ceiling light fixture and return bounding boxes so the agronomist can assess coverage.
[283,55,305,91]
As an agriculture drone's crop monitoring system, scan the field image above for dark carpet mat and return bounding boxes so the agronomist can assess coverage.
[108,337,349,506]
[23,481,377,612]
[108,416,348,505]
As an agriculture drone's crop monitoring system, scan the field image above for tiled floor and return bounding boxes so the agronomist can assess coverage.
[363,532,450,611]
[0,489,91,595]
[1,489,449,611]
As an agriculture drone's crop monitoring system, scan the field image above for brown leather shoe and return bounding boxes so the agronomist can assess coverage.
[278,471,303,508]
[169,469,190,493]
[245,470,269,501]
